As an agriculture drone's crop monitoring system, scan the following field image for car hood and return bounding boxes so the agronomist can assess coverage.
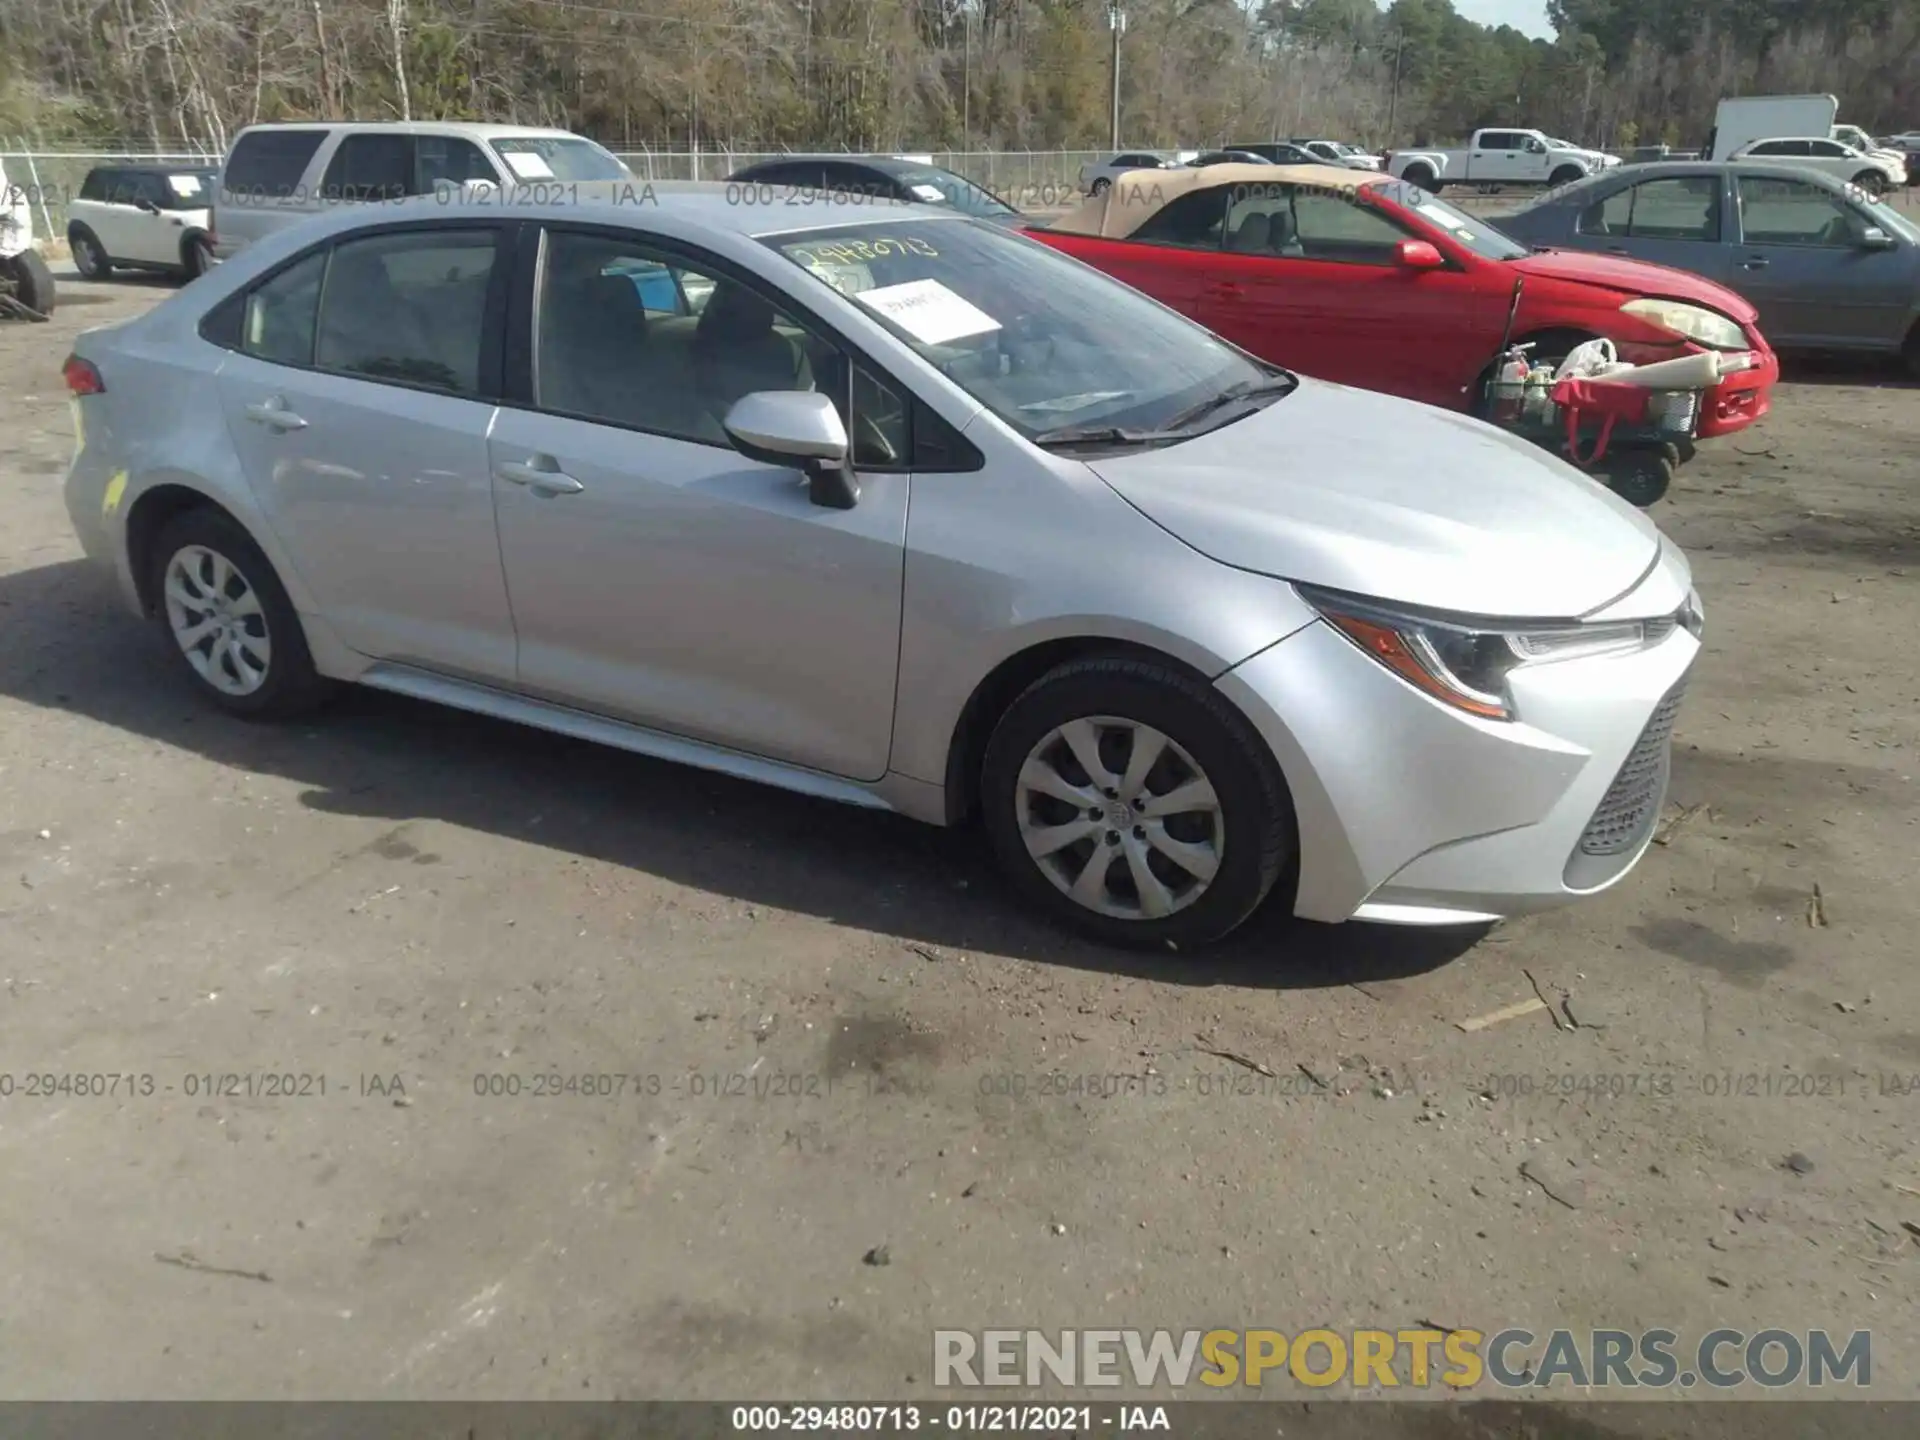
[1507,248,1759,323]
[1087,379,1663,620]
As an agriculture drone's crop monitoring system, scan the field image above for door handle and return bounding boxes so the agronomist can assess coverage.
[495,458,584,496]
[1741,256,1769,270]
[244,399,308,431]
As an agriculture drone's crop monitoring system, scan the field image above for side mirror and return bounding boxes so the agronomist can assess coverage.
[136,197,160,214]
[1395,239,1445,270]
[1857,224,1896,250]
[723,391,859,510]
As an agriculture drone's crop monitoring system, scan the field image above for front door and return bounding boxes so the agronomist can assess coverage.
[215,224,517,681]
[1193,181,1504,407]
[487,226,909,781]
[1732,173,1909,347]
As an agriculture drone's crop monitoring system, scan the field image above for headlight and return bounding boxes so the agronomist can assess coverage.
[1619,297,1746,350]
[1298,585,1668,722]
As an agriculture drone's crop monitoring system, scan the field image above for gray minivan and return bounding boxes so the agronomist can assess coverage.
[212,122,631,259]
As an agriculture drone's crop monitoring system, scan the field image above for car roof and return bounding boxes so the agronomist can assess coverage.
[1535,158,1863,195]
[232,121,585,140]
[1045,162,1369,239]
[90,162,218,174]
[736,155,946,175]
[218,180,971,243]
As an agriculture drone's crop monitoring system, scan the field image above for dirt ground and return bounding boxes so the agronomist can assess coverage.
[1,269,1916,1427]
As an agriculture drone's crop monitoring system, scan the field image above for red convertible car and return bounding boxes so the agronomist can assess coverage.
[1028,164,1776,439]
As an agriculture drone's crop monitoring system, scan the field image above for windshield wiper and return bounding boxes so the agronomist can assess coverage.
[1155,373,1297,433]
[1031,424,1179,449]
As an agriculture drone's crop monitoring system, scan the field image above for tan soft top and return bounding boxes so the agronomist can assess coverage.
[1046,162,1379,239]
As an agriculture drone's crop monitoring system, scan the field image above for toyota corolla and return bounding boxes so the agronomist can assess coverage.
[61,187,1702,948]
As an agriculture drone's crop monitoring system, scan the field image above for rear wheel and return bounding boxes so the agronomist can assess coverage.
[979,656,1294,950]
[69,227,112,279]
[1,248,57,314]
[147,508,333,720]
[1903,322,1920,382]
[1402,164,1438,192]
[1090,177,1112,197]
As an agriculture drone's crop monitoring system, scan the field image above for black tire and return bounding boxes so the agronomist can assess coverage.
[1548,165,1586,188]
[1402,164,1438,192]
[1903,323,1920,383]
[1090,177,1112,196]
[1853,170,1888,198]
[180,233,213,280]
[69,226,112,279]
[3,248,57,313]
[146,507,334,720]
[979,656,1295,950]
[1603,450,1673,508]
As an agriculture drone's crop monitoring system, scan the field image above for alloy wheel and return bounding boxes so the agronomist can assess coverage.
[1015,715,1225,920]
[164,544,273,696]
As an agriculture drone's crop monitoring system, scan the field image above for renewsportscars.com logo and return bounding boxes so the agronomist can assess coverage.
[933,1327,1872,1391]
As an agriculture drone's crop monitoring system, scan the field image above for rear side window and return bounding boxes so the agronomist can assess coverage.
[321,134,413,202]
[80,169,110,202]
[242,250,328,364]
[224,130,328,198]
[1131,189,1227,248]
[314,229,498,393]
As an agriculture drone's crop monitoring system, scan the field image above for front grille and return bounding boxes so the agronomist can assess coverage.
[1577,679,1688,857]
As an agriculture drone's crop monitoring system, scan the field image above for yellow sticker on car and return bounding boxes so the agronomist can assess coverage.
[102,469,128,518]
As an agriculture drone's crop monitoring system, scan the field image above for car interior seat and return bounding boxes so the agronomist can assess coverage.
[692,282,814,435]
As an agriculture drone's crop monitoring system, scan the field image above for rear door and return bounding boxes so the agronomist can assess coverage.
[217,128,331,255]
[1467,132,1519,183]
[1730,173,1906,347]
[213,222,518,680]
[1574,174,1735,285]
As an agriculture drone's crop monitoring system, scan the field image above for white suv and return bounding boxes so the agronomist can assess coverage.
[1731,137,1907,196]
[68,164,219,281]
[211,122,632,260]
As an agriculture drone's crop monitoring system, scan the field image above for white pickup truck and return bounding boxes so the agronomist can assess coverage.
[1386,129,1620,191]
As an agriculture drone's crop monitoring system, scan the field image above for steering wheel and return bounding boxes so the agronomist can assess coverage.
[998,313,1054,374]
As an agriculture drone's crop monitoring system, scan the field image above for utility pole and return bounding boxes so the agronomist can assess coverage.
[962,4,971,150]
[1385,31,1403,144]
[1108,5,1126,150]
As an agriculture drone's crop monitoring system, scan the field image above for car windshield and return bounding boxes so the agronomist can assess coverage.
[1369,180,1531,259]
[892,167,1017,218]
[489,136,629,182]
[764,220,1277,443]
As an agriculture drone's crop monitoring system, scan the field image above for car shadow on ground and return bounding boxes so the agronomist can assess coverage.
[0,559,1486,989]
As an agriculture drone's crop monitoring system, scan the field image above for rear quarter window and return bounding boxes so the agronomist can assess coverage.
[223,130,328,198]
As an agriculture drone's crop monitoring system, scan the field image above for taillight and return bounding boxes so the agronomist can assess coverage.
[63,354,104,396]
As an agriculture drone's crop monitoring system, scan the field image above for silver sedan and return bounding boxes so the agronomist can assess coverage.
[60,186,1701,948]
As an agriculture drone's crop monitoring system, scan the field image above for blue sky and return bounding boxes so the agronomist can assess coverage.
[1441,0,1555,38]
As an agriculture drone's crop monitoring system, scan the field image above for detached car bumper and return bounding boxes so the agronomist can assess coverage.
[1216,550,1700,926]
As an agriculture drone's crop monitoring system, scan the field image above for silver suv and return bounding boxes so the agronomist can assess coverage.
[212,122,631,259]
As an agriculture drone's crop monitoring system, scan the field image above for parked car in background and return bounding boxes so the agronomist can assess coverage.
[1706,94,1838,160]
[1625,145,1703,165]
[1029,163,1773,435]
[1186,150,1273,167]
[212,121,631,259]
[60,184,1706,948]
[1874,133,1920,185]
[68,164,219,281]
[1,156,57,314]
[1727,137,1905,196]
[1388,129,1620,191]
[1224,141,1324,166]
[1289,140,1383,171]
[1078,152,1174,195]
[1828,125,1909,177]
[725,154,1024,226]
[1496,161,1920,376]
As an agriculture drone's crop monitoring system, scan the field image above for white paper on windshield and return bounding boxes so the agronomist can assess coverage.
[908,183,949,203]
[168,174,203,197]
[502,151,554,180]
[856,279,1000,345]
[1019,391,1133,415]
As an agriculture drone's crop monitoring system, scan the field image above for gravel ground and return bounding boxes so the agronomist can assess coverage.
[1,271,1917,1429]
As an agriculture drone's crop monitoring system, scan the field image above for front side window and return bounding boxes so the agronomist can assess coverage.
[321,135,413,202]
[1736,175,1859,247]
[1222,181,1411,264]
[533,230,906,465]
[161,170,217,209]
[417,136,498,190]
[490,137,628,183]
[242,250,327,365]
[1372,182,1530,259]
[1809,140,1848,158]
[314,229,497,392]
[768,219,1270,442]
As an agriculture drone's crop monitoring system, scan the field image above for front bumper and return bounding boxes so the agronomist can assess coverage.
[1216,562,1700,925]
[1612,335,1776,441]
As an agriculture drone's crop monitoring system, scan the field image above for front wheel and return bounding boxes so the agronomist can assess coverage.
[979,657,1294,949]
[181,234,214,280]
[1548,165,1586,188]
[1853,170,1889,198]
